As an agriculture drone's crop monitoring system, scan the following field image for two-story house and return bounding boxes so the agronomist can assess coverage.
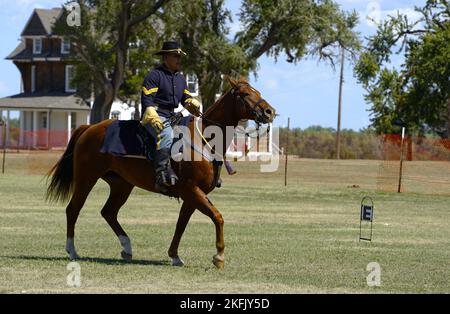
[0,8,90,149]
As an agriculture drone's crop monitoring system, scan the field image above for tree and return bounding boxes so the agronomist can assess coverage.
[164,0,360,110]
[162,0,254,109]
[236,0,360,65]
[54,0,170,123]
[355,0,450,138]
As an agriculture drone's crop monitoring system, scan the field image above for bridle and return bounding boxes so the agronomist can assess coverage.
[171,84,271,149]
[194,83,268,129]
[230,84,268,124]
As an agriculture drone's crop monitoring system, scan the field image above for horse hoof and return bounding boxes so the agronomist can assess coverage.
[172,257,185,267]
[212,254,224,269]
[121,250,132,262]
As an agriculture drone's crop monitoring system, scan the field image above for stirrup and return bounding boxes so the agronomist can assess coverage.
[155,169,178,191]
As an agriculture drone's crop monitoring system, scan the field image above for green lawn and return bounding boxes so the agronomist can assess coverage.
[0,152,449,293]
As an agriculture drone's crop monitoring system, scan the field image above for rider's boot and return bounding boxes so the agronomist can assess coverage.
[154,148,178,194]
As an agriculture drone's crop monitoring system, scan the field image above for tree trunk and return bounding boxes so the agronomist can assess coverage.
[90,4,130,124]
[111,4,130,97]
[447,97,450,139]
[90,84,115,124]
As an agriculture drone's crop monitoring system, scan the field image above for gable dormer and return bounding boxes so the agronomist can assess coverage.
[21,10,49,36]
[21,8,61,37]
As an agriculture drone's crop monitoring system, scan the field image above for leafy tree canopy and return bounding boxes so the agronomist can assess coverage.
[355,0,450,138]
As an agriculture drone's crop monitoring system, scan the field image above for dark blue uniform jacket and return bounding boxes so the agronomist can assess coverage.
[141,64,192,118]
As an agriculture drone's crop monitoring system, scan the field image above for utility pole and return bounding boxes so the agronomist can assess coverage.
[393,119,407,193]
[336,46,345,160]
[1,119,6,174]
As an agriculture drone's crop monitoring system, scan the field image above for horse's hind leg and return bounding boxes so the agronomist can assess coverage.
[66,179,97,260]
[101,173,134,261]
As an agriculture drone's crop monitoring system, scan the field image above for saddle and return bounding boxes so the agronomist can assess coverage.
[100,114,190,160]
[100,119,157,160]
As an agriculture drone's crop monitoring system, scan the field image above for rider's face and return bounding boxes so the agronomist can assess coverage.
[163,53,182,72]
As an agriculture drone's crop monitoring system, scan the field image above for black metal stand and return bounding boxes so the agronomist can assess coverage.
[359,196,374,241]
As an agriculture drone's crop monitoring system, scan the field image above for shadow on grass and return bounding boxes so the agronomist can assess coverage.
[1,255,170,266]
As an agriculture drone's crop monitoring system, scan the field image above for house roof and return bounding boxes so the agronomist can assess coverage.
[0,92,91,111]
[21,8,62,36]
[6,40,26,60]
[7,8,68,61]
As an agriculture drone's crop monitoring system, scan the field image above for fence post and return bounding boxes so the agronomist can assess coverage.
[284,117,290,186]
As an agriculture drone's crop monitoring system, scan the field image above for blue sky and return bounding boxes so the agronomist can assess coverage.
[0,0,425,129]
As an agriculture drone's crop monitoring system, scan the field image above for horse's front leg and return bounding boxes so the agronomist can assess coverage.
[188,186,225,269]
[168,201,195,266]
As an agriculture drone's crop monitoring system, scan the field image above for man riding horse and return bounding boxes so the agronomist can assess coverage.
[140,41,201,192]
[46,40,276,268]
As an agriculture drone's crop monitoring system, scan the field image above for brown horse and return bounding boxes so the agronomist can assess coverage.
[46,77,276,268]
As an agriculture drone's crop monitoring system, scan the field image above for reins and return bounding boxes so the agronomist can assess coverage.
[197,84,268,137]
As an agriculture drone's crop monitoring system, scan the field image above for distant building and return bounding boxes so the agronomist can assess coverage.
[0,8,90,148]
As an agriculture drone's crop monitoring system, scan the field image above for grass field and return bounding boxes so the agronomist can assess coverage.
[0,151,449,293]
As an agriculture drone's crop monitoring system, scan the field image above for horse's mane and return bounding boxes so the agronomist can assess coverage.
[203,90,230,117]
[203,77,249,118]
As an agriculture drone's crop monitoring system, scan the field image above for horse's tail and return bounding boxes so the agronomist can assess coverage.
[45,125,90,203]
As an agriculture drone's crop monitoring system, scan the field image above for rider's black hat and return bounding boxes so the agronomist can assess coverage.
[154,41,187,56]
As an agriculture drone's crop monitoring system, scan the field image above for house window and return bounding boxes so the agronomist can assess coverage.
[186,74,199,96]
[33,38,42,54]
[111,110,121,120]
[31,65,36,92]
[65,65,76,92]
[61,38,70,54]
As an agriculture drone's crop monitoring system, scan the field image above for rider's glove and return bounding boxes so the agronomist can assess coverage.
[141,106,164,132]
[184,98,201,117]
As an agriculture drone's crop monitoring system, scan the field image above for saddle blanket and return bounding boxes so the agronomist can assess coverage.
[100,120,155,160]
[100,116,193,160]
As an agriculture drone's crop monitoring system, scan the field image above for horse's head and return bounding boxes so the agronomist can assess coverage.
[226,77,276,124]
